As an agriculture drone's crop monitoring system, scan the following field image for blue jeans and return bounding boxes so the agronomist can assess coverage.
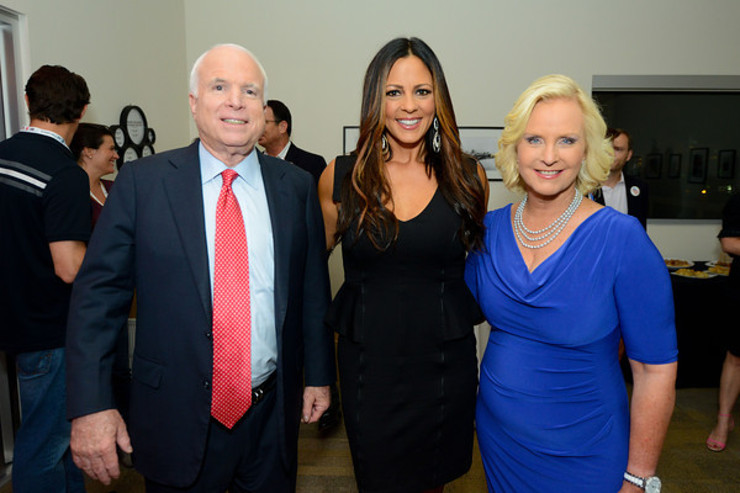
[13,348,85,493]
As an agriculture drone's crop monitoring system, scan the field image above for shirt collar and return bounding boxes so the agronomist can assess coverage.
[199,142,261,189]
[276,141,291,160]
[20,126,69,150]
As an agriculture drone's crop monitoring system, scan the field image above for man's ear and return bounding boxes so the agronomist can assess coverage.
[626,149,633,162]
[279,120,288,135]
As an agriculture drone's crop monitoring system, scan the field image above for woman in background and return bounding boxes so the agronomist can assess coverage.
[706,194,740,452]
[70,123,130,438]
[465,74,677,492]
[319,37,488,492]
[70,123,118,227]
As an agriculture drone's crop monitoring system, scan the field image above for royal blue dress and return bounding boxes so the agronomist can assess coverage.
[465,205,678,493]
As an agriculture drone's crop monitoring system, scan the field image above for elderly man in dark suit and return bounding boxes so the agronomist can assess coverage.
[66,44,334,493]
[593,127,650,229]
[258,99,326,184]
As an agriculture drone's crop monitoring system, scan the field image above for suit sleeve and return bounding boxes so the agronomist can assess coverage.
[66,163,137,419]
[301,179,335,386]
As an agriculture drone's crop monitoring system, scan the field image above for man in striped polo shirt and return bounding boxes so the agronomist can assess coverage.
[0,65,90,492]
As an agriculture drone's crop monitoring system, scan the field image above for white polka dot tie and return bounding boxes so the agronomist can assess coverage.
[211,169,252,429]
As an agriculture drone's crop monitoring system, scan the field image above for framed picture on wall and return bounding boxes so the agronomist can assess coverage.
[668,154,681,178]
[645,154,662,179]
[343,126,360,155]
[459,126,503,181]
[718,149,736,179]
[688,148,709,184]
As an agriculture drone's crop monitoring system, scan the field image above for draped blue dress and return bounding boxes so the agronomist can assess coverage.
[465,205,678,493]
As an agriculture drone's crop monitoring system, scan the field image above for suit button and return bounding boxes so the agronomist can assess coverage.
[204,331,212,339]
[203,380,210,389]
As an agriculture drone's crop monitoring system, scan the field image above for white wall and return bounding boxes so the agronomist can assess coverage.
[8,1,736,272]
[182,0,737,264]
[4,0,190,153]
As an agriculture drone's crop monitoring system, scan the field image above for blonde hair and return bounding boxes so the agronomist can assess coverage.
[495,74,612,195]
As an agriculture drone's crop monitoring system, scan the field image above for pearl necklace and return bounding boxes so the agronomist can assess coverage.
[513,189,583,249]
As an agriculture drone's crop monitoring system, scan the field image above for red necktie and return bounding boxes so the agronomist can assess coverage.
[211,169,252,428]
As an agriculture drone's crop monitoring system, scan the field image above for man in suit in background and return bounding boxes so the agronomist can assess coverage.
[594,127,649,229]
[259,98,340,432]
[259,99,326,184]
[67,44,334,492]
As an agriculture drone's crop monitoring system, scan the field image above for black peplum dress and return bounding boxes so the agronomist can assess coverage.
[326,156,480,492]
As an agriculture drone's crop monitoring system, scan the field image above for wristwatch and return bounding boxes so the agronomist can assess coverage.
[624,471,661,492]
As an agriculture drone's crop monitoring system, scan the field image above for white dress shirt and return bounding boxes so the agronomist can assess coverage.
[601,172,628,215]
[199,144,276,387]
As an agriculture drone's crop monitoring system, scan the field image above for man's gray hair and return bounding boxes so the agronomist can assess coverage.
[189,43,269,103]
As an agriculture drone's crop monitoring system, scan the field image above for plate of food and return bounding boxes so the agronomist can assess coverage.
[705,259,731,268]
[707,264,731,276]
[664,259,694,270]
[671,268,717,279]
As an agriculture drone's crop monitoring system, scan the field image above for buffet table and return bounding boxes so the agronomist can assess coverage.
[670,261,731,388]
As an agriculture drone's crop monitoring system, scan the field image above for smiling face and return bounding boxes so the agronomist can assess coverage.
[516,97,586,201]
[189,46,266,166]
[383,55,435,152]
[82,134,118,179]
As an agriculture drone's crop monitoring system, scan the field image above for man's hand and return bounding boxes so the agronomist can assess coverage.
[301,385,331,423]
[70,409,132,485]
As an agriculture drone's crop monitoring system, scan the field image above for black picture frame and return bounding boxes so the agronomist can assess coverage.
[718,149,736,179]
[668,153,681,178]
[688,148,709,184]
[645,154,662,179]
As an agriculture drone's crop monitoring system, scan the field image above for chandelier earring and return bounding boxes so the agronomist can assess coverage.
[381,133,388,153]
[432,116,441,153]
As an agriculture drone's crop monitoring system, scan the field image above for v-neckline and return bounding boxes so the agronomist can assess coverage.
[508,204,605,274]
[396,186,439,224]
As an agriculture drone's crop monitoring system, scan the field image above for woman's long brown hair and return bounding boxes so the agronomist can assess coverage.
[336,37,486,252]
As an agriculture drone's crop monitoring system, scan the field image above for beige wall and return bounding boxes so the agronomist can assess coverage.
[4,0,190,153]
[182,0,737,263]
[9,1,738,274]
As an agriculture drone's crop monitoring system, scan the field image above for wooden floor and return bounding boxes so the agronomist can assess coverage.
[1,387,740,492]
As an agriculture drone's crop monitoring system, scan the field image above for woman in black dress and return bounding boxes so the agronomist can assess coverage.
[318,37,488,493]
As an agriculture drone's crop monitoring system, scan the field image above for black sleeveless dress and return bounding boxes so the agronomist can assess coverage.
[326,156,480,492]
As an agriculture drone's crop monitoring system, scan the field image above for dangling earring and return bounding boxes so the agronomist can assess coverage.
[432,117,441,154]
[381,133,388,153]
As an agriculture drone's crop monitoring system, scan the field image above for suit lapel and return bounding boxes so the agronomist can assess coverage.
[162,142,212,317]
[259,152,290,334]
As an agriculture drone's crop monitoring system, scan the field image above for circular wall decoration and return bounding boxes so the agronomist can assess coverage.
[122,146,140,163]
[113,105,156,169]
[122,105,147,145]
[111,125,126,148]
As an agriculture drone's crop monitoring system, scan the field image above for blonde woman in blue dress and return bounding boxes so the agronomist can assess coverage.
[465,74,677,492]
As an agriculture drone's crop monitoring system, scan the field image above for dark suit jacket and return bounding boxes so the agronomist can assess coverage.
[593,174,650,229]
[285,143,326,184]
[66,141,334,487]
